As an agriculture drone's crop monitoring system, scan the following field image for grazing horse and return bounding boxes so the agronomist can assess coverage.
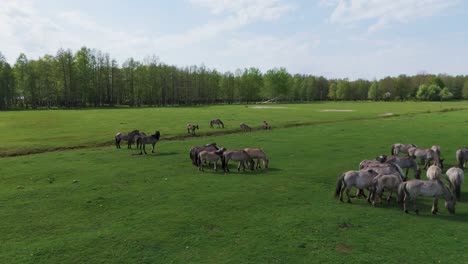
[391,143,417,155]
[243,148,269,169]
[455,148,468,169]
[240,123,252,132]
[397,179,456,215]
[115,130,140,149]
[431,145,441,156]
[371,173,403,206]
[136,131,161,155]
[426,165,442,180]
[378,155,421,179]
[198,148,225,172]
[362,162,406,181]
[210,119,224,128]
[262,121,271,130]
[408,147,443,169]
[445,167,464,201]
[222,150,254,172]
[189,143,219,167]
[335,169,379,203]
[187,124,199,135]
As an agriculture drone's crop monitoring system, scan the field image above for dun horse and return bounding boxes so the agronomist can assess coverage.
[210,119,224,128]
[115,130,140,149]
[198,148,225,172]
[262,121,271,130]
[335,169,379,203]
[378,155,421,179]
[244,148,269,169]
[240,123,252,132]
[187,124,199,135]
[397,179,456,215]
[455,147,468,169]
[426,165,442,180]
[408,147,443,169]
[391,143,417,155]
[189,143,219,167]
[136,131,161,155]
[445,167,464,201]
[222,150,254,172]
[371,173,403,206]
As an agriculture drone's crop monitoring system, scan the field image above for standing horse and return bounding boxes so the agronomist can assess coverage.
[391,143,417,155]
[431,145,441,156]
[210,119,224,128]
[445,167,464,201]
[198,148,225,172]
[426,165,442,180]
[335,169,379,203]
[187,124,199,135]
[189,143,219,167]
[262,121,271,130]
[244,148,268,169]
[222,150,254,172]
[455,148,468,169]
[136,131,161,155]
[371,173,403,206]
[408,147,443,169]
[380,155,421,179]
[134,131,147,149]
[240,123,252,132]
[397,179,456,215]
[115,130,140,149]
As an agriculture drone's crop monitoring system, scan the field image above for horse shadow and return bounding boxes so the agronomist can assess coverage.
[132,151,178,156]
[222,164,281,174]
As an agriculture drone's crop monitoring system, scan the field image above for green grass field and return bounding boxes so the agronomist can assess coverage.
[1,102,468,263]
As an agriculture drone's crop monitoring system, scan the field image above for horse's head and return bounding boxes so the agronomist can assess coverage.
[445,195,456,214]
[195,125,199,129]
[264,159,269,169]
[154,131,161,140]
[439,158,445,169]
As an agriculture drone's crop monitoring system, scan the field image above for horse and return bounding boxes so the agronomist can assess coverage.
[371,173,403,206]
[198,148,225,172]
[378,155,421,179]
[136,131,161,155]
[359,159,383,170]
[187,124,199,135]
[426,165,442,180]
[243,148,268,169]
[391,143,417,155]
[335,169,379,203]
[115,130,140,149]
[431,145,441,156]
[210,119,224,128]
[262,121,271,130]
[397,179,456,215]
[455,148,468,169]
[407,147,443,169]
[362,162,406,181]
[445,167,464,201]
[222,150,254,172]
[189,143,219,167]
[240,123,252,132]
[134,131,147,149]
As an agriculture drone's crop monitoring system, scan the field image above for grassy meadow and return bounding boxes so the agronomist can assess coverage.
[1,102,468,263]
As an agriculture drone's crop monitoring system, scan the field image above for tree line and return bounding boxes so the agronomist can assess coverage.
[1,47,468,110]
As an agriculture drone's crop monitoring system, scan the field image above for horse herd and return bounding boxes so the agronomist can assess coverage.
[189,143,269,173]
[187,119,271,135]
[114,119,270,172]
[336,143,465,215]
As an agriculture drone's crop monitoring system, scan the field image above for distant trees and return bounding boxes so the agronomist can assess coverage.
[0,47,467,110]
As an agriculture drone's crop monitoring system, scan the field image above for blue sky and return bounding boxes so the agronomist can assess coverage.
[1,0,467,79]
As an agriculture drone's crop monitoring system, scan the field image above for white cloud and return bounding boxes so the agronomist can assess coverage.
[328,0,459,32]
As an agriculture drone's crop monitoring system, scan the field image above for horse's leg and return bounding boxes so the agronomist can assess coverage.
[412,197,419,215]
[339,183,344,202]
[403,194,409,213]
[214,160,217,171]
[387,190,393,203]
[143,144,147,154]
[431,198,439,215]
[346,187,351,203]
[151,143,155,153]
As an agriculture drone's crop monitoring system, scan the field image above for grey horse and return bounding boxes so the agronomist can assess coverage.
[210,119,224,128]
[222,150,254,172]
[408,147,444,169]
[115,129,140,149]
[391,143,417,156]
[377,155,421,179]
[136,131,161,155]
[455,147,468,169]
[445,167,464,201]
[189,143,219,167]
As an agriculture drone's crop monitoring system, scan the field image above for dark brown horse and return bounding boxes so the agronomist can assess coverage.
[189,143,219,167]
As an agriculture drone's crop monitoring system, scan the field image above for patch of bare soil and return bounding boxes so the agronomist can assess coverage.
[335,244,353,253]
[319,109,354,112]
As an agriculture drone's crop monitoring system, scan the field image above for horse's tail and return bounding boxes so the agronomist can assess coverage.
[219,120,224,128]
[397,182,407,204]
[455,183,461,200]
[115,135,120,147]
[456,149,464,169]
[335,174,345,197]
[391,145,395,155]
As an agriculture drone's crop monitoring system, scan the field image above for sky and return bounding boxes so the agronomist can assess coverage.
[1,0,467,79]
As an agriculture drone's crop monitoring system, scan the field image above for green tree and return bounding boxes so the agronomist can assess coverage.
[368,81,379,101]
[416,84,441,101]
[328,82,337,100]
[462,80,468,99]
[264,68,291,100]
